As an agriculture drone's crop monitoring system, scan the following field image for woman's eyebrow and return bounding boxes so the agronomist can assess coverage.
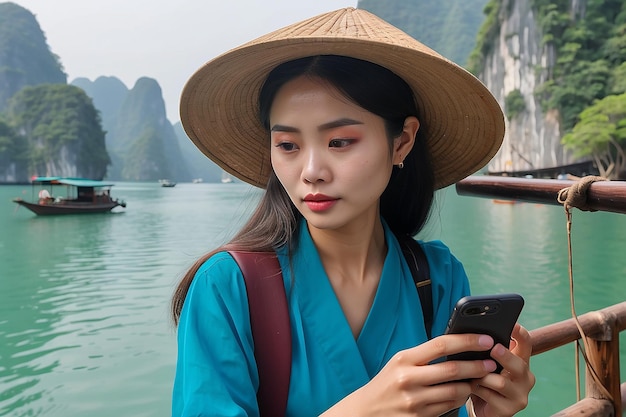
[271,124,299,133]
[318,118,363,131]
[270,118,364,133]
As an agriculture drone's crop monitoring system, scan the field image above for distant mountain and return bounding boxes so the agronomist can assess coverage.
[0,2,66,111]
[0,2,233,183]
[0,0,491,184]
[72,76,128,138]
[72,76,190,181]
[173,121,223,183]
[0,2,105,182]
[72,75,226,182]
[358,0,488,66]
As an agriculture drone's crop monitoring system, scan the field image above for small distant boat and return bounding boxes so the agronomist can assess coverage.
[159,179,177,187]
[192,178,203,183]
[221,172,233,184]
[13,177,126,215]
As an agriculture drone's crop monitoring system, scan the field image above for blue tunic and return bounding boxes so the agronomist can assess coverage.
[173,221,470,416]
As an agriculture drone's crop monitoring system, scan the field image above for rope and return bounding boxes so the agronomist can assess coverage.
[557,175,607,212]
[556,175,613,403]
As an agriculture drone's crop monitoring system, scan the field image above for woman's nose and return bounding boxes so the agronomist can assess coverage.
[302,148,331,184]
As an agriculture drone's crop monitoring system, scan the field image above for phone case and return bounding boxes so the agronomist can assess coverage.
[445,293,524,372]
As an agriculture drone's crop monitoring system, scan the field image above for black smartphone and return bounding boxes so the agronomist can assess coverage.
[445,293,524,373]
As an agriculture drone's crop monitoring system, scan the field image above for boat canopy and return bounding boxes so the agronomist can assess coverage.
[31,177,116,188]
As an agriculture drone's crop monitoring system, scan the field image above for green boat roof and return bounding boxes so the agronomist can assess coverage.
[31,177,116,188]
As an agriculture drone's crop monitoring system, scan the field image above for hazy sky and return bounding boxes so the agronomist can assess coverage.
[10,0,358,123]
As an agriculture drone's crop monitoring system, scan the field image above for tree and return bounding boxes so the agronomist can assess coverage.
[610,62,626,94]
[561,93,626,178]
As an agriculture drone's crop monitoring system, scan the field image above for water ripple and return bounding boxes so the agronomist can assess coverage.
[1,183,624,417]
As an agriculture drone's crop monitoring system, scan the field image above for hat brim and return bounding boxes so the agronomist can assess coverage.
[180,14,504,189]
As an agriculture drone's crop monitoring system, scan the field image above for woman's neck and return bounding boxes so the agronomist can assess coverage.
[309,216,387,338]
[308,216,386,285]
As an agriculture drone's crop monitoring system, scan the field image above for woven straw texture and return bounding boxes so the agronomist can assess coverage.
[180,7,504,189]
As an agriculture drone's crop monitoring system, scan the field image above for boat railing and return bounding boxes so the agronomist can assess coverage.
[529,302,626,416]
[455,176,626,215]
[455,176,626,416]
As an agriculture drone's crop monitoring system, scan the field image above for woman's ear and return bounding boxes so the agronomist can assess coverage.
[393,116,420,165]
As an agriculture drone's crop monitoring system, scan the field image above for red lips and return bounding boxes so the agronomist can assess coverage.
[303,194,338,212]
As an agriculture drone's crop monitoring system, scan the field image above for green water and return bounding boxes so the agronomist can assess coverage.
[1,182,624,416]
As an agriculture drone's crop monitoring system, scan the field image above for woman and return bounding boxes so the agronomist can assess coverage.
[172,8,535,417]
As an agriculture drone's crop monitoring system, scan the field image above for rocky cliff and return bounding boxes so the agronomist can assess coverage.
[72,76,128,139]
[479,0,576,174]
[74,75,226,182]
[5,84,109,181]
[87,76,191,181]
[0,2,66,111]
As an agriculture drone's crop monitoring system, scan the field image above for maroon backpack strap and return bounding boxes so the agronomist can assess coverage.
[228,251,291,417]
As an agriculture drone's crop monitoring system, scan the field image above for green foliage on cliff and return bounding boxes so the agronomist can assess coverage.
[611,62,626,94]
[0,115,28,179]
[505,90,526,120]
[562,93,626,177]
[532,0,626,131]
[467,0,501,74]
[468,0,625,136]
[525,0,626,176]
[0,2,66,110]
[6,84,110,178]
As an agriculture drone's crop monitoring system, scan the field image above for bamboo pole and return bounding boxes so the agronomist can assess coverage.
[455,176,626,214]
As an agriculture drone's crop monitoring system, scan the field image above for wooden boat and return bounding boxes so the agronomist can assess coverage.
[13,177,126,215]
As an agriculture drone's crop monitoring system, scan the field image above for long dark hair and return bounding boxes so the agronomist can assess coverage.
[171,55,434,324]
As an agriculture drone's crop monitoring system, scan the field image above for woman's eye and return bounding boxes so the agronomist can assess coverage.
[275,142,298,152]
[329,138,353,148]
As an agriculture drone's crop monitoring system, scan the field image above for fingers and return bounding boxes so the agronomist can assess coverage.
[421,382,472,415]
[469,325,536,416]
[510,323,533,361]
[417,358,497,386]
[471,375,530,415]
[405,333,495,365]
[491,325,533,380]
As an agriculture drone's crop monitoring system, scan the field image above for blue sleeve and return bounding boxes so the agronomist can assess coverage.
[420,240,471,338]
[172,252,259,417]
[420,240,470,417]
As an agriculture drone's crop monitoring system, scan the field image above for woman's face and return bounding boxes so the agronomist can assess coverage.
[269,76,399,233]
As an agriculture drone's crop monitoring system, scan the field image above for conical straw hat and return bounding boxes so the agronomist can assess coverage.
[180,7,504,189]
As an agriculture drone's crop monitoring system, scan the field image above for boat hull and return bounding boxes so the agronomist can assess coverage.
[13,199,124,215]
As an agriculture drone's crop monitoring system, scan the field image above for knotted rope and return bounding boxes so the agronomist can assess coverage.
[557,175,607,211]
[556,175,612,402]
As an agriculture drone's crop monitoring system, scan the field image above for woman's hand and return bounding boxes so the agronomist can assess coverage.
[321,333,498,417]
[469,324,536,417]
